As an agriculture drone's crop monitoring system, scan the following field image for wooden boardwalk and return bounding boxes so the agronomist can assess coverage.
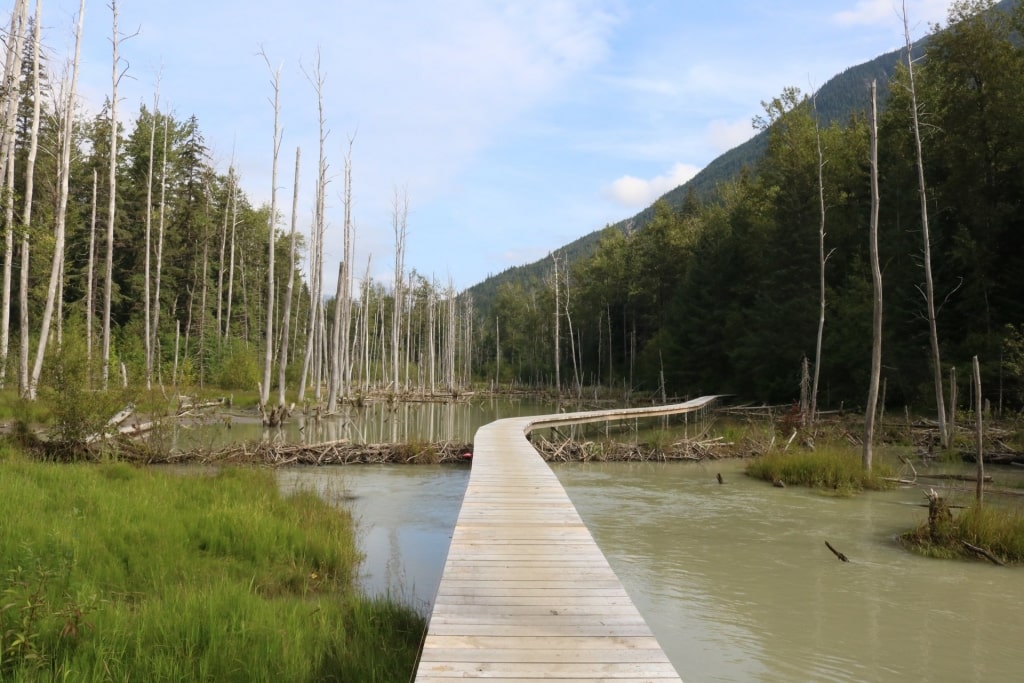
[415,396,717,682]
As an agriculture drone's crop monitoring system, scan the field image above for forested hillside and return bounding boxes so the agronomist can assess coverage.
[467,0,1014,319]
[471,0,1024,410]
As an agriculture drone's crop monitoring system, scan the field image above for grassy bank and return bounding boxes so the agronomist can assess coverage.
[0,454,424,681]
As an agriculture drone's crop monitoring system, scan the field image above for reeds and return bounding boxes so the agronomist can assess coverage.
[746,447,895,493]
[902,503,1024,563]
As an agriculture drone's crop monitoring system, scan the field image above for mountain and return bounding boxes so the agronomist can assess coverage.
[466,32,927,313]
[466,0,1018,312]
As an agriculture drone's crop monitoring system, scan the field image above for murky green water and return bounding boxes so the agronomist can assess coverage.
[552,459,1024,683]
[275,454,1023,682]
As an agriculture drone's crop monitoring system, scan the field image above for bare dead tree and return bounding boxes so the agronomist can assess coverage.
[143,82,159,388]
[102,0,134,389]
[0,0,28,386]
[85,170,97,368]
[279,147,300,407]
[551,252,561,397]
[215,159,232,343]
[863,80,883,472]
[18,0,42,397]
[391,187,408,394]
[30,0,85,400]
[152,114,168,385]
[973,355,984,505]
[297,61,329,403]
[258,47,282,407]
[810,93,834,427]
[902,1,947,446]
[339,135,355,398]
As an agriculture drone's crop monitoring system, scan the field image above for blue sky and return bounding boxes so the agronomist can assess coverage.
[36,0,953,293]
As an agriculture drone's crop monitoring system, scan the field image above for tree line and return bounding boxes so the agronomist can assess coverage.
[0,0,474,407]
[474,0,1024,415]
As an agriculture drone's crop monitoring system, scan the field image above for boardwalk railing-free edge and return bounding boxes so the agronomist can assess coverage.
[415,396,719,682]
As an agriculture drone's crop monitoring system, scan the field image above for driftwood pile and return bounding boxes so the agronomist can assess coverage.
[531,434,733,463]
[116,438,473,467]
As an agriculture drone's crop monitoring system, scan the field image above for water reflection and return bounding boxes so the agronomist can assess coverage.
[173,396,560,450]
[276,464,470,614]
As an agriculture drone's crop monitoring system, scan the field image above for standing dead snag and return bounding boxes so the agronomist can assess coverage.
[925,488,952,543]
[29,0,85,400]
[863,80,883,473]
[258,47,282,408]
[902,0,948,447]
[973,355,983,506]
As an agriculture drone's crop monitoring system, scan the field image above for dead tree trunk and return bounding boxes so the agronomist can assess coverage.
[339,137,354,399]
[0,0,28,387]
[152,115,168,385]
[18,0,41,397]
[902,1,947,446]
[810,93,833,427]
[973,355,983,506]
[102,0,124,389]
[391,188,408,395]
[30,0,84,400]
[259,49,282,408]
[86,170,97,372]
[143,88,158,389]
[863,80,883,473]
[278,147,300,407]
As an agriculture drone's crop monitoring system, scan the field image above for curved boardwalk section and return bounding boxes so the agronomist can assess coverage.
[416,396,717,682]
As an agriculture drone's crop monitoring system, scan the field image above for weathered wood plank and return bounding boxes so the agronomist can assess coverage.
[414,396,717,681]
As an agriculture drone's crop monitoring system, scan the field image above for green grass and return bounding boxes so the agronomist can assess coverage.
[0,457,424,681]
[901,503,1024,564]
[746,447,896,493]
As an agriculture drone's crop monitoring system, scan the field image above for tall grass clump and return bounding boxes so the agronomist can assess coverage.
[746,447,895,493]
[0,460,424,681]
[901,503,1024,564]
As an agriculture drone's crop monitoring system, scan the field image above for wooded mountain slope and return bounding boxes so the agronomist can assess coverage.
[470,0,1024,409]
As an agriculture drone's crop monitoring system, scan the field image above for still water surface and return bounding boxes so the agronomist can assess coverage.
[552,459,1024,682]
[281,455,1023,682]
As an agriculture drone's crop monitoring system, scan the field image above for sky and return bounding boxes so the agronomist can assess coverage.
[33,0,955,294]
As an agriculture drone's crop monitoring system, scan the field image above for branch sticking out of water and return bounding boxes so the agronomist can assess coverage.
[825,540,849,562]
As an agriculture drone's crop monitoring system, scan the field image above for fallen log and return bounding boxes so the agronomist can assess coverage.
[961,540,1005,566]
[918,473,992,483]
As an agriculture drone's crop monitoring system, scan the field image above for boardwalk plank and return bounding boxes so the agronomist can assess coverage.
[414,396,717,682]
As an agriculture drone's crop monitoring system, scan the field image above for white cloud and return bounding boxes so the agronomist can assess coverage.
[708,118,755,153]
[606,162,700,207]
[833,0,950,27]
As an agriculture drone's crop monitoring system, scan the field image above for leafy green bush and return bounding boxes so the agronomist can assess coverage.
[210,339,260,390]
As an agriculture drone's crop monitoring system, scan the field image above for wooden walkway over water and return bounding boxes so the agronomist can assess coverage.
[415,396,717,682]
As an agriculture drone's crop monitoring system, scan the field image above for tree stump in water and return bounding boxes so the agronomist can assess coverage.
[926,488,952,543]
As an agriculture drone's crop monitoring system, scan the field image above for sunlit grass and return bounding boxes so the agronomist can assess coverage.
[746,446,896,493]
[0,460,424,681]
[901,503,1024,564]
